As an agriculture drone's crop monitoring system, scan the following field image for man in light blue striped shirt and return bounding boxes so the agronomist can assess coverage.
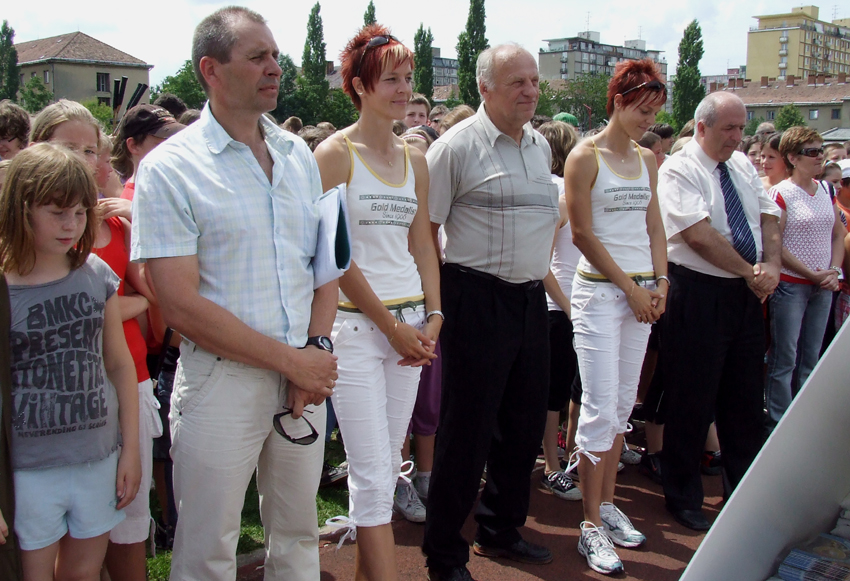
[130,7,339,580]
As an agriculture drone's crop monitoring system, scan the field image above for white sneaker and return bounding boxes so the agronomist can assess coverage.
[600,502,646,548]
[394,479,426,523]
[414,473,430,501]
[620,442,641,465]
[578,521,624,575]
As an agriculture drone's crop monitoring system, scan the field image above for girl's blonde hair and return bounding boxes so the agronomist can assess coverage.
[0,143,98,275]
[29,99,102,149]
[538,121,579,177]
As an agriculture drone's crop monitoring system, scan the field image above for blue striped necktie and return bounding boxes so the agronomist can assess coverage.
[717,161,758,265]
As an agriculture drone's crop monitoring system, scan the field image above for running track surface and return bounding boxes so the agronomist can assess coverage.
[238,457,723,581]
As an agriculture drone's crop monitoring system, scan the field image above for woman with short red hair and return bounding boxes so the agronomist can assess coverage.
[314,24,441,581]
[564,59,668,575]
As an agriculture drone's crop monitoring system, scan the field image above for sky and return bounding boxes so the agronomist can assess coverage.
[5,0,849,87]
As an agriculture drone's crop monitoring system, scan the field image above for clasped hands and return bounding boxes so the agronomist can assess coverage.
[747,263,780,302]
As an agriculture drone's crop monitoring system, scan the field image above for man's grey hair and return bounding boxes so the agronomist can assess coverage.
[476,43,528,95]
[192,6,266,93]
[694,92,743,128]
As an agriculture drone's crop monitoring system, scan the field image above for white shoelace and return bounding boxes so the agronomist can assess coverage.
[564,446,601,475]
[325,515,357,549]
[583,522,617,554]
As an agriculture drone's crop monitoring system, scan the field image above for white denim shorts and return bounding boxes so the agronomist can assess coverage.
[14,449,125,550]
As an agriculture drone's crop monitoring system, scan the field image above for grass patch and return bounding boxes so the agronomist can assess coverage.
[146,433,349,580]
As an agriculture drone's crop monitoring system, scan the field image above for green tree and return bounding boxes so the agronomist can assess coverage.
[414,25,434,102]
[272,54,303,122]
[456,0,488,109]
[19,76,52,113]
[0,21,19,102]
[444,88,463,109]
[82,98,113,131]
[151,60,206,109]
[363,0,377,25]
[323,88,359,129]
[654,110,679,133]
[557,73,610,130]
[672,20,706,130]
[299,2,330,125]
[744,115,765,136]
[775,104,806,131]
[535,80,557,117]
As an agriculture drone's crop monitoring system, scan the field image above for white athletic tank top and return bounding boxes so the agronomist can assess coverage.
[547,175,582,310]
[576,141,654,276]
[339,135,423,303]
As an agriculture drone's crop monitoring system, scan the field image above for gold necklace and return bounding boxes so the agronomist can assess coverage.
[376,144,396,167]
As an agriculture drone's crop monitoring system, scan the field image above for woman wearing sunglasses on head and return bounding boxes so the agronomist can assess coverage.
[563,59,668,575]
[313,24,441,581]
[764,128,845,431]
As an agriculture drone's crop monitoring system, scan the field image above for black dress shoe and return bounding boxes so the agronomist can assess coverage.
[426,565,477,581]
[473,538,553,564]
[667,507,711,531]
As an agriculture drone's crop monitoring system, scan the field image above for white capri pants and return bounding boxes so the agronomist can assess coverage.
[571,279,652,454]
[110,379,162,544]
[330,308,424,528]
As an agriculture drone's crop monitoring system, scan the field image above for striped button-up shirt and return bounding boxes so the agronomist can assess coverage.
[130,104,322,346]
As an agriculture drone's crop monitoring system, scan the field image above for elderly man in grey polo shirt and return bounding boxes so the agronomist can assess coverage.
[422,44,560,581]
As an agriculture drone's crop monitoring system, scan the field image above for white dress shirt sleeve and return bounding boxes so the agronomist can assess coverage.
[658,158,712,239]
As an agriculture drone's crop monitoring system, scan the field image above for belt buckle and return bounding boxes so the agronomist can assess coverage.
[633,274,645,286]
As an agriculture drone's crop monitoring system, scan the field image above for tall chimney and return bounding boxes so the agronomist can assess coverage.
[736,78,744,88]
[838,73,847,84]
[817,74,826,85]
[761,76,769,87]
[709,82,717,93]
[786,74,795,87]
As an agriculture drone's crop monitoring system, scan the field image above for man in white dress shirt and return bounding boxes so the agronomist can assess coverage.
[656,92,781,531]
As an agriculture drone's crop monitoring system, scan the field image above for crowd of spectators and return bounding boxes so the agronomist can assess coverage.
[1,7,850,581]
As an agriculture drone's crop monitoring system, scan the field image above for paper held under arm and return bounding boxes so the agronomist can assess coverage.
[312,183,352,289]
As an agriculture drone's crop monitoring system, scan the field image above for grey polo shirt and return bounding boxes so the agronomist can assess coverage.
[427,104,559,284]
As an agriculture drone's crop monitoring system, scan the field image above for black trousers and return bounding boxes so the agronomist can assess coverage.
[423,265,549,571]
[660,264,766,511]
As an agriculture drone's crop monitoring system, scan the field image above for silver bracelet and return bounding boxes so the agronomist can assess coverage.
[656,275,671,285]
[426,310,445,322]
[830,266,842,273]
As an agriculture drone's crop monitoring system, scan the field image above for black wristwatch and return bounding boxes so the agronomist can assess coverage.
[305,335,334,353]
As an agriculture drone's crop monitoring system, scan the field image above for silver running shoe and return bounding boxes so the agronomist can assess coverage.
[578,521,624,575]
[620,442,641,465]
[394,478,426,523]
[414,473,430,501]
[600,502,646,548]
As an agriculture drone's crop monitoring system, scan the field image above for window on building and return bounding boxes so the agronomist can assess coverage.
[96,72,110,92]
[43,70,49,84]
[832,109,841,120]
[747,111,754,121]
[19,73,23,85]
[809,109,819,120]
[30,72,36,79]
[767,110,776,120]
[98,97,111,107]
